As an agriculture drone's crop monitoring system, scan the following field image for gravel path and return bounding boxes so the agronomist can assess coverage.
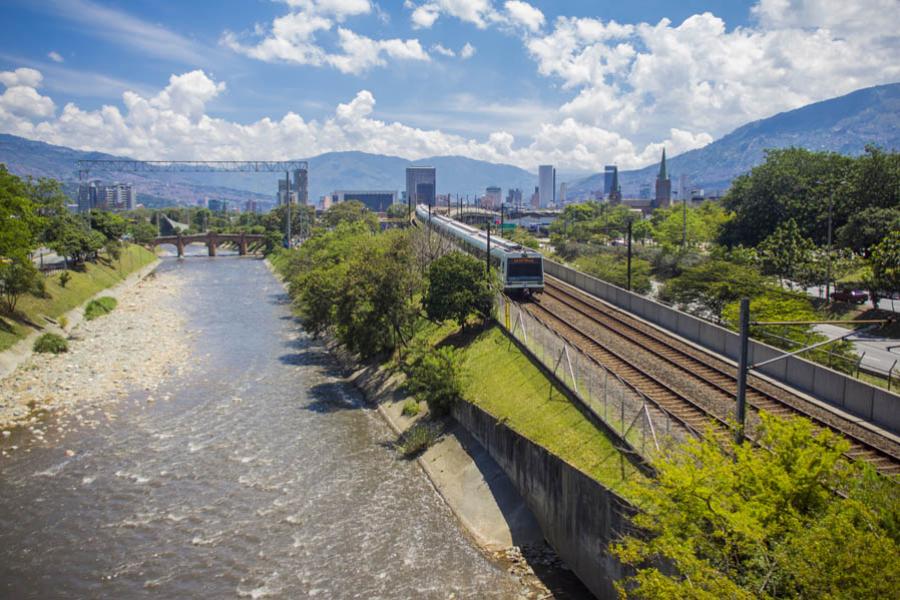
[0,269,191,448]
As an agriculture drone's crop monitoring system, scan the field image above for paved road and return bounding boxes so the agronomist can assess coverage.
[805,286,899,313]
[815,323,900,375]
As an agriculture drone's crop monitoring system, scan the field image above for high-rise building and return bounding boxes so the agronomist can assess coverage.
[654,148,671,209]
[608,169,621,205]
[293,167,309,205]
[78,181,134,212]
[277,179,298,206]
[506,188,523,208]
[484,186,502,210]
[604,165,617,198]
[209,199,228,213]
[538,165,556,207]
[530,186,540,209]
[406,166,436,209]
[332,190,398,212]
[639,183,651,200]
[559,182,567,205]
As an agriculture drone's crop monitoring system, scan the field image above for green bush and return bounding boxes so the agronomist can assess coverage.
[33,332,68,354]
[404,345,464,417]
[84,296,117,320]
[58,271,71,288]
[401,398,420,417]
[396,422,440,457]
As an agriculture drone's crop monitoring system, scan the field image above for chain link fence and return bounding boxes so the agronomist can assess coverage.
[496,295,699,467]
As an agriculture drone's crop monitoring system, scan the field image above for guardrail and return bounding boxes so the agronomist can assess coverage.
[544,260,900,436]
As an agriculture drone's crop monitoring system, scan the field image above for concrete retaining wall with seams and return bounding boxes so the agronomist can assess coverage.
[544,260,900,435]
[453,400,633,599]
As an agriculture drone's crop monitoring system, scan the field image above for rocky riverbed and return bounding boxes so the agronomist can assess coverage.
[0,269,190,448]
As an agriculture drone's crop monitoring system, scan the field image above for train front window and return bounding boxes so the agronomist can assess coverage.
[507,257,542,279]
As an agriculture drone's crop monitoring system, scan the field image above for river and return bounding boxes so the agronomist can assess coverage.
[0,255,525,598]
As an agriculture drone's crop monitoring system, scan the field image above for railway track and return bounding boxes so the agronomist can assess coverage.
[530,276,900,476]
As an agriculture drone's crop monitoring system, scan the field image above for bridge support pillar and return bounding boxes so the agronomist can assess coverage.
[239,234,248,256]
[207,232,217,257]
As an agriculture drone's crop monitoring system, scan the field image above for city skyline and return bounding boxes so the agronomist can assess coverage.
[0,1,898,174]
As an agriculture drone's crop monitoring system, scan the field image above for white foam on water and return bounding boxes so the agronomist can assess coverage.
[33,459,71,477]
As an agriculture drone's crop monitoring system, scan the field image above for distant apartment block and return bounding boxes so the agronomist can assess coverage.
[530,186,540,209]
[208,199,228,213]
[77,181,134,212]
[294,167,309,205]
[406,166,436,208]
[331,190,398,212]
[538,165,556,207]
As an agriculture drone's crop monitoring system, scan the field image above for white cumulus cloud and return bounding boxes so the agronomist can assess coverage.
[504,1,544,32]
[47,51,65,63]
[223,1,428,74]
[460,42,477,59]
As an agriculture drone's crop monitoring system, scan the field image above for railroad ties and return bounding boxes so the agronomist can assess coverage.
[529,276,900,476]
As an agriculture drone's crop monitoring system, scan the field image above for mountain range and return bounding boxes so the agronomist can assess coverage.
[0,82,897,208]
[570,82,900,198]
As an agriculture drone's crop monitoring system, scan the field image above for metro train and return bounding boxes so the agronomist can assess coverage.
[415,205,544,294]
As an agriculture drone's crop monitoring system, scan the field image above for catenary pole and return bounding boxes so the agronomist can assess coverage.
[735,298,750,444]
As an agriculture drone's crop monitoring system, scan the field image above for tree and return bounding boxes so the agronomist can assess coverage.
[871,230,900,301]
[722,290,858,373]
[0,166,41,259]
[129,220,158,245]
[574,253,653,294]
[0,257,41,314]
[386,203,409,219]
[836,207,900,256]
[424,251,494,327]
[660,259,770,321]
[757,218,817,287]
[613,413,900,599]
[90,210,127,241]
[46,213,105,266]
[322,200,378,231]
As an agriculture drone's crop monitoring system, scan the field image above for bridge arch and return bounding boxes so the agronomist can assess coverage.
[149,232,265,257]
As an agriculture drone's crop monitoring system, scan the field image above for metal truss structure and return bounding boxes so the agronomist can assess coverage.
[76,160,309,180]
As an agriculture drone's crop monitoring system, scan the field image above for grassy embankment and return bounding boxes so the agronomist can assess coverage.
[270,249,640,495]
[0,244,156,351]
[413,321,642,496]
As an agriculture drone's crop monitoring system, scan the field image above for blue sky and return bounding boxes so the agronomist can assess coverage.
[0,1,897,173]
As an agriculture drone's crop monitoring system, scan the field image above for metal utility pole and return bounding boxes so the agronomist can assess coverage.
[486,222,491,278]
[735,298,750,444]
[284,170,292,249]
[626,219,633,291]
[825,187,834,302]
[682,192,688,249]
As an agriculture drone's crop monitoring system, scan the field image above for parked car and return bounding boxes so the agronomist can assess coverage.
[830,289,869,304]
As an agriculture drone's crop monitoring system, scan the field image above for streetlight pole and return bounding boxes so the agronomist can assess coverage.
[626,219,633,291]
[486,222,491,278]
[735,298,750,444]
[284,170,292,249]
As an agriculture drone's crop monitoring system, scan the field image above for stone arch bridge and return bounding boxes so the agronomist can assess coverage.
[150,232,267,257]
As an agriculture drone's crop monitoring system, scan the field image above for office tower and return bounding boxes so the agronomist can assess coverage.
[559,182,567,205]
[484,186,502,210]
[406,166,436,208]
[608,168,621,205]
[604,165,617,198]
[293,167,308,205]
[332,190,398,212]
[538,165,556,207]
[530,186,540,209]
[506,188,523,208]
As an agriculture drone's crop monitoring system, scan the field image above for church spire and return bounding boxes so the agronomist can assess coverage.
[658,148,668,181]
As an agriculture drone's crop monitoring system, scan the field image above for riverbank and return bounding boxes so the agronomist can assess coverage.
[0,245,158,353]
[266,259,591,597]
[0,263,191,440]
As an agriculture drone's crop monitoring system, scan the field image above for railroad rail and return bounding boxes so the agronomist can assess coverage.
[532,276,900,476]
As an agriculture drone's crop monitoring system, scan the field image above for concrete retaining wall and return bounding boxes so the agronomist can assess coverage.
[544,260,900,435]
[453,400,632,599]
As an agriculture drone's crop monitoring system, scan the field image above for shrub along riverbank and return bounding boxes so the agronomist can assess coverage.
[0,244,155,351]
